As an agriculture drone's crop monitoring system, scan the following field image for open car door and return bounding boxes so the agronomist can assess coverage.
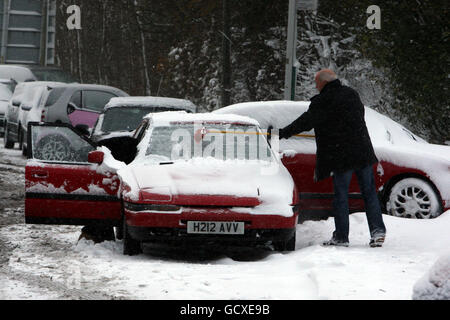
[25,122,121,226]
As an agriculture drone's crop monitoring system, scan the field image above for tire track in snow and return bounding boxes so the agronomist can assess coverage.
[0,265,118,300]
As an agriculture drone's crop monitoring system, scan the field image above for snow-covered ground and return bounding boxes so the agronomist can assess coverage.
[1,141,448,300]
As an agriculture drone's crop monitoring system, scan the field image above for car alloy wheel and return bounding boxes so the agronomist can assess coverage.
[386,178,441,219]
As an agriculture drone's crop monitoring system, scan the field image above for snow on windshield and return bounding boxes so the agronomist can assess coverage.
[143,123,273,163]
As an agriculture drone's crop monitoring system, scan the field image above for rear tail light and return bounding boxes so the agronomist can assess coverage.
[40,109,46,122]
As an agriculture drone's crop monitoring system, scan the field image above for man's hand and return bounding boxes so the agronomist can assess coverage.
[267,125,273,146]
[268,126,288,140]
[279,128,288,140]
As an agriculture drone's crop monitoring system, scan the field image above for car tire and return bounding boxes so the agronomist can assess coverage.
[4,123,14,149]
[115,224,123,240]
[22,143,27,157]
[17,127,23,150]
[386,178,442,219]
[34,135,74,161]
[274,232,296,252]
[123,217,142,256]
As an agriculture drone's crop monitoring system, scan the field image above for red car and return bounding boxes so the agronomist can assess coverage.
[214,101,450,220]
[25,112,299,255]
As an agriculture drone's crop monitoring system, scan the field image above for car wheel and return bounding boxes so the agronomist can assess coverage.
[22,143,27,157]
[4,123,14,149]
[34,135,74,161]
[273,232,296,252]
[386,178,442,219]
[18,127,23,150]
[115,224,123,240]
[123,217,142,256]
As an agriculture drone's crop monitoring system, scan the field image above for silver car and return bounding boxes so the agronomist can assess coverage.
[3,81,58,149]
[19,83,128,154]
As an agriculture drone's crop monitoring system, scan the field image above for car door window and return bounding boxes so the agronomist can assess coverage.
[133,120,149,142]
[82,91,116,113]
[69,91,82,109]
[30,125,95,163]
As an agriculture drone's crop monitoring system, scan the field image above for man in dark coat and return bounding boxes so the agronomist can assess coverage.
[278,69,386,247]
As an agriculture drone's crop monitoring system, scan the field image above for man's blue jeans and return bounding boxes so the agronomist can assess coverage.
[332,165,386,242]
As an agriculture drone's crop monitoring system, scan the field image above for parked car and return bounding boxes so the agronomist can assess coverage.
[0,83,13,136]
[25,112,298,255]
[0,78,17,92]
[214,101,450,220]
[91,96,197,144]
[0,64,78,83]
[40,84,129,128]
[17,83,129,153]
[3,81,61,149]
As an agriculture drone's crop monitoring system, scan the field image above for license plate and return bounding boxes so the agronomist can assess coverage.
[187,221,245,235]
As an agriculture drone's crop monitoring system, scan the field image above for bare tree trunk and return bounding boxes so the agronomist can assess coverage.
[76,29,83,83]
[133,0,151,96]
[97,0,108,84]
[221,0,231,107]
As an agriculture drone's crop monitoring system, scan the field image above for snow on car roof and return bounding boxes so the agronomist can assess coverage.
[105,96,197,113]
[146,111,260,127]
[214,100,429,147]
[214,100,311,129]
[0,65,36,82]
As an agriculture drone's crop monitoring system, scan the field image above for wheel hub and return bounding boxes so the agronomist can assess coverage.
[391,185,432,218]
[405,199,420,213]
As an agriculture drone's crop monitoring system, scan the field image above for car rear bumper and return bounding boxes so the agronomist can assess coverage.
[127,225,296,246]
[125,208,298,245]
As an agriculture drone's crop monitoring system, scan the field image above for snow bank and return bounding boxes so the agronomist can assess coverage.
[412,252,450,300]
[105,96,197,113]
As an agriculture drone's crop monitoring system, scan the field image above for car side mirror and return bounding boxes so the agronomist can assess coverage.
[21,104,32,111]
[67,102,78,114]
[75,124,90,136]
[88,150,104,164]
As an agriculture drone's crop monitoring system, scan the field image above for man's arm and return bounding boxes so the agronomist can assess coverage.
[279,97,324,139]
[279,112,314,139]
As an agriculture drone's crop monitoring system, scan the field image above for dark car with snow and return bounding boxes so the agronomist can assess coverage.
[0,64,77,83]
[90,96,197,144]
[24,112,298,255]
[214,101,450,220]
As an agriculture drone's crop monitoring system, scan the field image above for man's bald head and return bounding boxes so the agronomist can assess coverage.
[315,69,338,92]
